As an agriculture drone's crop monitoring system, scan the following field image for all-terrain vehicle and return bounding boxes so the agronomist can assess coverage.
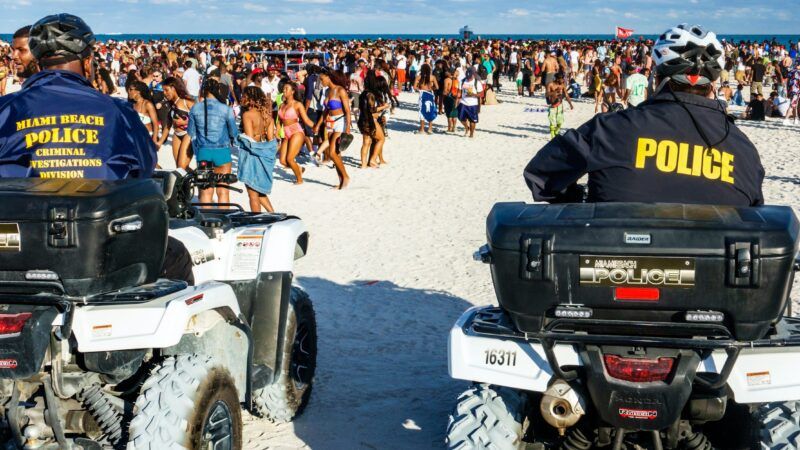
[0,164,316,449]
[447,201,800,449]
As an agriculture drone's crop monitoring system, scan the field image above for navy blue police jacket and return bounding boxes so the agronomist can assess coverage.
[524,87,764,206]
[0,70,156,179]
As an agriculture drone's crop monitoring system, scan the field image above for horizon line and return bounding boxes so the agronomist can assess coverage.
[2,32,798,37]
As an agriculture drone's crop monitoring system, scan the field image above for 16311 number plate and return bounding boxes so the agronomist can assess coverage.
[484,349,517,367]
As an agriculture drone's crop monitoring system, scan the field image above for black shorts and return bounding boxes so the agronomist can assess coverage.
[306,109,323,137]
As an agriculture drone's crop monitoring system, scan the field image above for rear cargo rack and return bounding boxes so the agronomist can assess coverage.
[468,307,800,350]
[467,307,800,388]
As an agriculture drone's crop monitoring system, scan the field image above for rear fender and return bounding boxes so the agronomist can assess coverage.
[71,282,242,352]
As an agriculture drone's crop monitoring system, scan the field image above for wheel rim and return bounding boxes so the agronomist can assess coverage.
[201,400,234,450]
[290,310,314,391]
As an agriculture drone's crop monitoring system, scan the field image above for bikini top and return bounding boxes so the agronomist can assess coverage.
[138,112,152,125]
[171,99,190,121]
[279,104,299,122]
[326,98,344,111]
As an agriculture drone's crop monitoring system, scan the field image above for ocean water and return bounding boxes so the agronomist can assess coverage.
[2,33,799,46]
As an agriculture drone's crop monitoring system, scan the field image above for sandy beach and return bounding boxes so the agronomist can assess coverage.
[147,85,800,449]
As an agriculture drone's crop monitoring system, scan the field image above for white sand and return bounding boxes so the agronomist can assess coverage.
[10,75,800,448]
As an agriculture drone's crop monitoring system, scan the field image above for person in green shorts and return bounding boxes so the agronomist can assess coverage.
[545,73,573,138]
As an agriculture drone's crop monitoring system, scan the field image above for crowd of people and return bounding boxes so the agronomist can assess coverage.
[3,30,800,207]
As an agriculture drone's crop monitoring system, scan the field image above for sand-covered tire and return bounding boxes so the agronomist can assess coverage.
[755,401,800,449]
[251,285,317,423]
[446,383,528,450]
[126,355,242,450]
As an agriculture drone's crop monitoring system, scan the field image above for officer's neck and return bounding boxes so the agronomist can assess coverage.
[41,59,87,79]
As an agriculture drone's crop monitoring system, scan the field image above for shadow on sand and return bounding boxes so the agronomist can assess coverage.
[266,276,475,450]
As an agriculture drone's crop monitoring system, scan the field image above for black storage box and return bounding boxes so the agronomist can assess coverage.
[0,179,168,297]
[487,202,800,341]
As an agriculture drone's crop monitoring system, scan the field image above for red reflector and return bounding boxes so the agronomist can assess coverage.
[614,287,660,302]
[604,354,675,382]
[0,313,32,336]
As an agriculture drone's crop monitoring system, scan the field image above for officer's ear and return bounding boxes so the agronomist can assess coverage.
[82,57,96,84]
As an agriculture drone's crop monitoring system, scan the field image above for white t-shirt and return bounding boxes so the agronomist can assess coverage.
[396,55,407,70]
[774,96,791,116]
[261,76,280,97]
[625,73,648,107]
[510,51,518,65]
[570,50,579,67]
[182,67,201,97]
[460,79,483,107]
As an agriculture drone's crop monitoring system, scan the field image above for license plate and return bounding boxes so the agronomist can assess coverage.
[579,255,695,288]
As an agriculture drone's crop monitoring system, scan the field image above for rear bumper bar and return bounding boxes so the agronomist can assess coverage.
[449,306,800,404]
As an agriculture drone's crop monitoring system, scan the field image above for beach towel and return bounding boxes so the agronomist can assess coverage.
[419,90,438,123]
[237,134,278,195]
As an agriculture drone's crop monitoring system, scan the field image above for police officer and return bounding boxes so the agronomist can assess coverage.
[0,13,156,179]
[524,24,764,207]
[0,14,192,283]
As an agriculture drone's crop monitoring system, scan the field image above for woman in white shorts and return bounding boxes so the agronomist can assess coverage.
[315,69,352,190]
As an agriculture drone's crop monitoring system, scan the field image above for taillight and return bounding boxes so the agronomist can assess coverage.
[0,313,32,337]
[614,287,660,302]
[603,354,674,382]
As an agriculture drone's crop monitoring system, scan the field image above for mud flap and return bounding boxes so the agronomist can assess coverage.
[581,346,700,431]
[250,272,292,378]
[226,272,292,385]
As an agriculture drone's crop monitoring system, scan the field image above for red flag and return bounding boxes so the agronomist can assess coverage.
[616,26,634,39]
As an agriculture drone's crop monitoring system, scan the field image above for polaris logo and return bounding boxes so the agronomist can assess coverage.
[619,408,658,420]
[624,233,651,245]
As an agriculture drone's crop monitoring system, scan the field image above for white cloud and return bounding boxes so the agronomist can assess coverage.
[243,2,268,11]
[504,8,529,17]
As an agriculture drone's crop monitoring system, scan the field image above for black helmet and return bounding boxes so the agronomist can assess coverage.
[29,13,96,65]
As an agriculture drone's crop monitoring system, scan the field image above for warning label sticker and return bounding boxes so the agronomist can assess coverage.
[231,228,265,277]
[747,371,771,386]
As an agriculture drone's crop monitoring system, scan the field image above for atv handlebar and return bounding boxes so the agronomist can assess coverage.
[173,162,243,218]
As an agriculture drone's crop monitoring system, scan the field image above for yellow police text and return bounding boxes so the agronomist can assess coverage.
[24,128,99,149]
[39,170,85,179]
[35,148,86,157]
[635,138,734,184]
[30,159,103,169]
[16,114,105,132]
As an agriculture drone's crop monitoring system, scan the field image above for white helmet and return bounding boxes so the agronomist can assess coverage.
[652,24,724,86]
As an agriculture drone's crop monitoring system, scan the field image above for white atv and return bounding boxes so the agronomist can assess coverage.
[0,165,316,449]
[447,201,800,449]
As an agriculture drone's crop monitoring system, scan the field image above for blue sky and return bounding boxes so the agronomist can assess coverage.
[0,0,795,35]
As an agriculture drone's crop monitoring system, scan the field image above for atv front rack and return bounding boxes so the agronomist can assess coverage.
[466,307,800,386]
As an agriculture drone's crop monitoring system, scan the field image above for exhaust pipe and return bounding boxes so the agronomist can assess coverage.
[540,379,587,436]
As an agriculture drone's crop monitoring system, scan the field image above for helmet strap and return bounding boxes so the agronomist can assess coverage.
[654,76,671,95]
